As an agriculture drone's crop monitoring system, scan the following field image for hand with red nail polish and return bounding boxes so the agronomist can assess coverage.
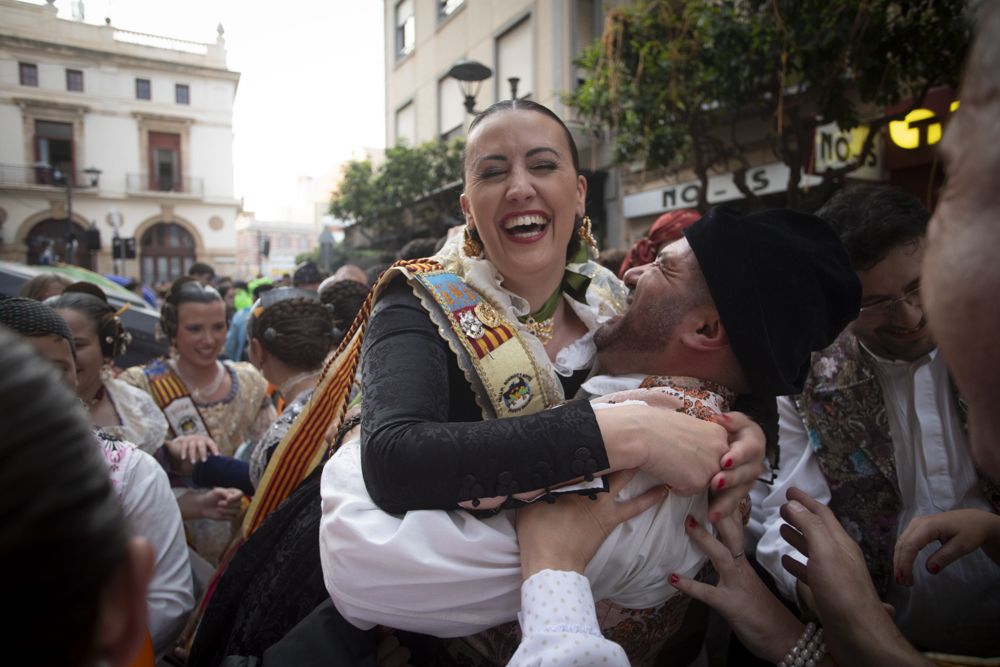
[894,509,1000,587]
[707,411,764,523]
[671,510,804,663]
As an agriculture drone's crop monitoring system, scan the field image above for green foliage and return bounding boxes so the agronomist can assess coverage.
[329,139,465,245]
[569,0,971,210]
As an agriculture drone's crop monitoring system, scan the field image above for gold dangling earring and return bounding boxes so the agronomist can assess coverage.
[464,226,484,258]
[578,215,599,258]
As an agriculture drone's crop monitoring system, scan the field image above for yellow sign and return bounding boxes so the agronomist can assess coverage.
[889,108,943,150]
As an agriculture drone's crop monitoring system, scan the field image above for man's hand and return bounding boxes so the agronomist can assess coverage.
[516,470,668,579]
[708,411,764,523]
[894,509,1000,586]
[167,434,219,464]
[778,487,928,667]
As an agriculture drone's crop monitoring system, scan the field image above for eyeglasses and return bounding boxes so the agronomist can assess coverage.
[858,282,922,314]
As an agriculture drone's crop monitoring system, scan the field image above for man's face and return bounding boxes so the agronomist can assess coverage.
[26,333,77,391]
[849,238,934,362]
[595,237,701,374]
[923,91,1000,479]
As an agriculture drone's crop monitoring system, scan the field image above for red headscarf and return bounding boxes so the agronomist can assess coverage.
[619,209,701,277]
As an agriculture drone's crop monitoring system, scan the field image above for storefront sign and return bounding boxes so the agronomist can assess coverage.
[623,162,821,218]
[884,87,957,170]
[813,122,882,181]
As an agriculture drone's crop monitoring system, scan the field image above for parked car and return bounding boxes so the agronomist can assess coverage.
[0,261,167,367]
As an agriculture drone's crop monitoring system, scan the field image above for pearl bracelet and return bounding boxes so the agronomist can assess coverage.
[777,621,826,667]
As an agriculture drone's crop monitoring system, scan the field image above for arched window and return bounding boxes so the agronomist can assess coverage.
[140,222,196,284]
[25,218,91,270]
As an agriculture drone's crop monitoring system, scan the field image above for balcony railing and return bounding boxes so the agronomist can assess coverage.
[0,163,100,188]
[126,173,204,196]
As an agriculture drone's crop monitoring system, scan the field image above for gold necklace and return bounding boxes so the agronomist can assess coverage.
[520,315,555,344]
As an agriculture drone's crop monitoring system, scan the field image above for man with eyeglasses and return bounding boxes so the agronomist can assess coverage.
[749,185,1000,657]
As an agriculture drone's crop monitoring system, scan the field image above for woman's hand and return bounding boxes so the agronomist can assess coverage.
[167,434,219,464]
[894,509,1000,586]
[670,512,804,664]
[596,401,729,496]
[183,487,244,521]
[516,470,668,579]
[708,411,764,523]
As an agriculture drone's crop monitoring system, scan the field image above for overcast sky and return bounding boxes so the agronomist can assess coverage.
[34,0,386,219]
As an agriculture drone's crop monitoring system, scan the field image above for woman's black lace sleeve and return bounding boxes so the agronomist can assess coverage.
[359,280,608,513]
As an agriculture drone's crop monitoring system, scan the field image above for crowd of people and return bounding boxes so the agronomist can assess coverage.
[2,7,1000,667]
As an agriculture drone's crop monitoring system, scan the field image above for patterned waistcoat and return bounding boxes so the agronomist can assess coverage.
[796,332,1000,597]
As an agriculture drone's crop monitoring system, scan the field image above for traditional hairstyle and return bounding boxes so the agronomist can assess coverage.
[250,290,335,371]
[816,186,929,271]
[0,295,75,354]
[465,99,581,173]
[49,283,130,359]
[18,272,74,301]
[319,279,370,344]
[159,276,224,341]
[0,326,128,666]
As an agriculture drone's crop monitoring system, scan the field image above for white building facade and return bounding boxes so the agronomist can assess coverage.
[0,0,241,284]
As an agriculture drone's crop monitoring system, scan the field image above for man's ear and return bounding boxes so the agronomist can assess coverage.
[96,537,154,667]
[679,308,730,352]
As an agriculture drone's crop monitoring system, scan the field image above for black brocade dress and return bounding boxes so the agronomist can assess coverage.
[359,281,609,513]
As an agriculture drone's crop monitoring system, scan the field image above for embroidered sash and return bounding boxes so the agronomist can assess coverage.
[409,268,554,419]
[142,359,213,440]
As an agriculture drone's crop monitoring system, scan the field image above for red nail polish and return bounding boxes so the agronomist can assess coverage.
[723,458,733,469]
[929,562,941,574]
[687,516,698,528]
[716,477,726,490]
[669,574,679,584]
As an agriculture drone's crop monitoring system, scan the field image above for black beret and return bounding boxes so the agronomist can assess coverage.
[684,206,861,396]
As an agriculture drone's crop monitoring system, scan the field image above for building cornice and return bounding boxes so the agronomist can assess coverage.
[0,34,241,82]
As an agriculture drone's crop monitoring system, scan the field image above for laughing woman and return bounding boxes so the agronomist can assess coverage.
[353,100,765,513]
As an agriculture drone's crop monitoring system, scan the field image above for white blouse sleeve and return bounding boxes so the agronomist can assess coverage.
[120,448,195,653]
[507,569,628,667]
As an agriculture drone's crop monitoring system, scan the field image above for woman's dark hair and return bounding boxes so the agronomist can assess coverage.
[319,279,370,344]
[18,273,74,300]
[250,295,335,371]
[49,284,129,359]
[464,99,588,261]
[160,276,224,341]
[465,99,581,174]
[0,326,128,666]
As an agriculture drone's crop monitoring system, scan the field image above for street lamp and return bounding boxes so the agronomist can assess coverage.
[445,59,525,115]
[33,161,101,266]
[446,59,493,115]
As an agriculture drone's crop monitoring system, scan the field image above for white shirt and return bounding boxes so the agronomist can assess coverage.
[320,375,712,637]
[750,348,1000,655]
[506,570,628,667]
[99,435,195,654]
